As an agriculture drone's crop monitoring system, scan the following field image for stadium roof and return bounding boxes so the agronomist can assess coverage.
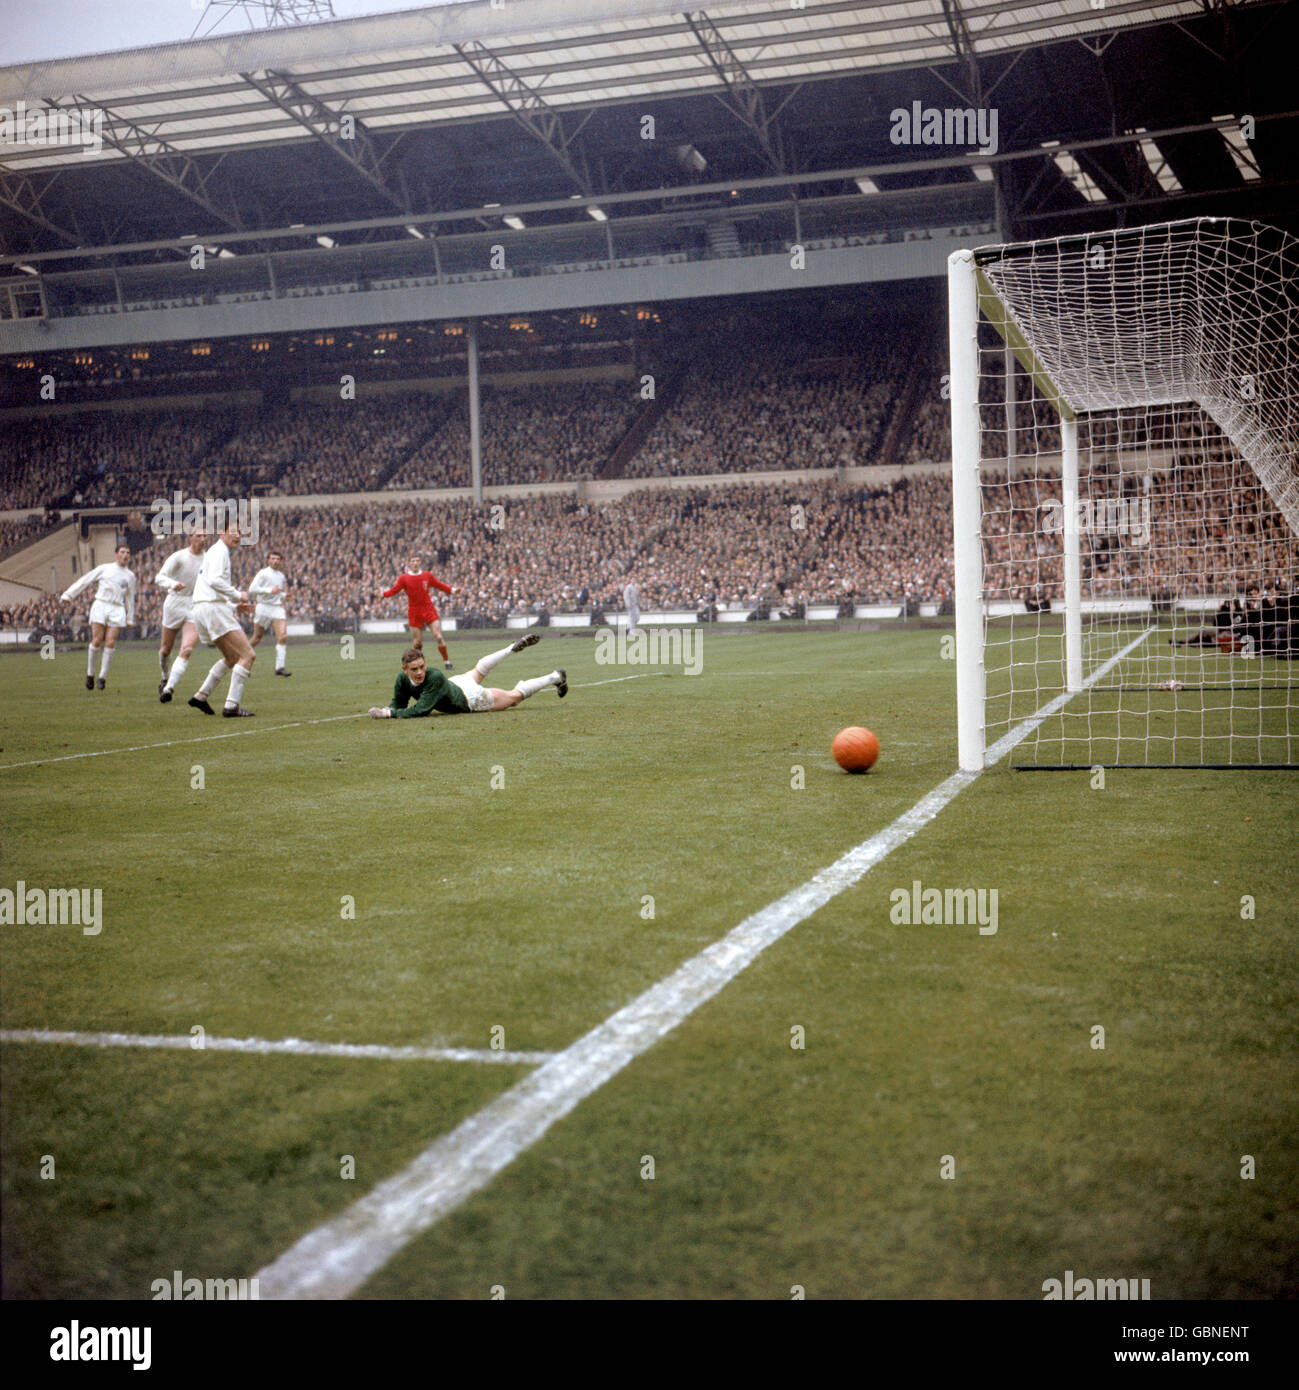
[1,0,1295,279]
[1,0,1208,172]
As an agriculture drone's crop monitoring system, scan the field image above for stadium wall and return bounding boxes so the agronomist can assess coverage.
[0,238,975,355]
[0,389,263,423]
[0,456,1088,528]
[0,365,632,423]
[288,362,633,403]
[10,449,1216,532]
[0,523,81,593]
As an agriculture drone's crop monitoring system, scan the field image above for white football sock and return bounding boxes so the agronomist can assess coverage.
[163,654,189,692]
[513,671,559,700]
[275,643,287,669]
[98,647,113,678]
[474,643,515,677]
[225,663,250,709]
[87,646,98,677]
[198,658,228,698]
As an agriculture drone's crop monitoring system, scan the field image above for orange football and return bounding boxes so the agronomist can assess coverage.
[832,726,880,773]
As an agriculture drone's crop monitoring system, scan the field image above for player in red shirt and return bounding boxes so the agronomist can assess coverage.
[382,554,459,669]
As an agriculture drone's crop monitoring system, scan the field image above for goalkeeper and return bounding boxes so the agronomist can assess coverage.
[368,633,566,719]
[1170,597,1238,649]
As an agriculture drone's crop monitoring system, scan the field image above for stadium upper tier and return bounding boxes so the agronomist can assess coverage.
[0,313,1258,510]
[3,313,922,505]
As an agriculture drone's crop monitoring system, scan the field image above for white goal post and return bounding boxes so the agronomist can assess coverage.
[948,218,1299,771]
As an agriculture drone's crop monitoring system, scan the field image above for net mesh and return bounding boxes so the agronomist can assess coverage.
[971,219,1298,767]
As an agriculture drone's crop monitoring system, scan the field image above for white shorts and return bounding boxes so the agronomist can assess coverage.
[193,601,242,646]
[161,592,193,630]
[253,604,286,628]
[450,672,494,713]
[89,598,127,629]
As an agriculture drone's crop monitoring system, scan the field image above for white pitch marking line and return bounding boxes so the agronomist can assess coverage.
[254,627,1154,1300]
[581,670,935,687]
[0,713,367,772]
[0,1028,554,1067]
[723,668,936,677]
[578,673,659,687]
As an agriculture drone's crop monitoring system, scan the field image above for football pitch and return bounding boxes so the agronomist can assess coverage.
[2,627,1296,1299]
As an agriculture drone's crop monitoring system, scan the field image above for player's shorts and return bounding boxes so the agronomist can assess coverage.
[409,608,439,628]
[193,601,242,646]
[253,603,286,628]
[450,672,494,713]
[161,592,193,630]
[88,598,127,629]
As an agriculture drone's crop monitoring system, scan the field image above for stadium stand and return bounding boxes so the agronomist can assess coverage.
[383,381,641,490]
[625,320,913,477]
[9,456,1293,640]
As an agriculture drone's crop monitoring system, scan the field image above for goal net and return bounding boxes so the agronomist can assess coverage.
[948,218,1299,771]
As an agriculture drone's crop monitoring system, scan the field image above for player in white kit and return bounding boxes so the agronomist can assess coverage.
[60,544,137,690]
[623,578,640,634]
[155,530,207,701]
[185,522,258,718]
[248,550,292,676]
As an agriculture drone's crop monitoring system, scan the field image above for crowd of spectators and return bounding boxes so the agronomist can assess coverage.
[0,419,89,509]
[1,382,643,511]
[0,315,943,508]
[6,320,1292,516]
[900,346,1067,468]
[222,467,1299,617]
[980,457,1299,600]
[0,512,62,555]
[383,381,640,490]
[0,410,240,510]
[4,319,1295,646]
[625,332,909,478]
[73,411,232,507]
[6,457,1295,638]
[272,397,439,495]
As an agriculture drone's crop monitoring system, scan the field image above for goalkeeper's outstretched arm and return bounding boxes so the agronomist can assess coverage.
[370,670,437,719]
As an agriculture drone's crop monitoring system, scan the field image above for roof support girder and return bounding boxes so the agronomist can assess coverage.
[0,167,81,249]
[685,12,786,175]
[453,40,594,197]
[55,96,245,234]
[239,68,411,215]
[940,0,983,105]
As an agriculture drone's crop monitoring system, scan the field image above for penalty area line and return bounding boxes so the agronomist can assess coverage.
[0,1029,554,1067]
[0,713,367,772]
[253,626,1152,1300]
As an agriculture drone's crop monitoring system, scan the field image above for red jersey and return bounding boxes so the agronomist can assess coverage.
[383,570,452,621]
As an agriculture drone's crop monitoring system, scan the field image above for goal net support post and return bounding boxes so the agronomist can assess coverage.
[948,244,986,772]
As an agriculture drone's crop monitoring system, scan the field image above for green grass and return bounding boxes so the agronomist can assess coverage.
[2,628,1296,1299]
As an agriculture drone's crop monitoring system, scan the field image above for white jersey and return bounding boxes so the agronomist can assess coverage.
[193,538,243,606]
[62,562,136,625]
[623,583,640,610]
[155,547,204,599]
[248,567,287,607]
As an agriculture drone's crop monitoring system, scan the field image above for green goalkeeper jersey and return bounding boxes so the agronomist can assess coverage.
[389,668,470,717]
